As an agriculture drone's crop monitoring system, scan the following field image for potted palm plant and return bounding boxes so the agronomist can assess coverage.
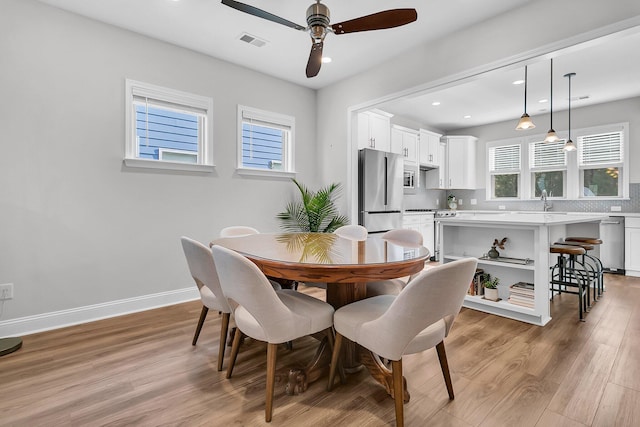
[277,179,349,232]
[483,273,500,301]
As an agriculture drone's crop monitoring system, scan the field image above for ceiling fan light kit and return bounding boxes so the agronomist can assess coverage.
[222,0,417,78]
[515,65,536,130]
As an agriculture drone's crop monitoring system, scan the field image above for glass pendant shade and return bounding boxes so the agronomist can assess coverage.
[515,66,535,130]
[516,113,535,130]
[563,139,576,151]
[544,129,559,143]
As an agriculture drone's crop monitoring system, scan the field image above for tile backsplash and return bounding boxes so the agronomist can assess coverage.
[447,183,640,213]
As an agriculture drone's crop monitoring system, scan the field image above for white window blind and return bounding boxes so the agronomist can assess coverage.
[578,131,623,166]
[489,144,521,172]
[529,140,566,169]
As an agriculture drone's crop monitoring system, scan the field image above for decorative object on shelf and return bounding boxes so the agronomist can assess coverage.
[515,65,536,130]
[483,273,500,301]
[447,194,457,210]
[277,179,349,232]
[488,237,508,258]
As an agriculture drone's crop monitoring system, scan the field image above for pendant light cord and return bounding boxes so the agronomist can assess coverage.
[524,66,528,114]
[567,73,572,141]
[549,59,553,129]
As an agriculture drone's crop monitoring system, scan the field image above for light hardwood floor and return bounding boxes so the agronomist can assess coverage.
[1,274,639,426]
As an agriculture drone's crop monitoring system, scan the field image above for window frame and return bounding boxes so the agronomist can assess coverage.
[486,142,522,200]
[236,105,296,178]
[124,79,214,172]
[528,139,567,199]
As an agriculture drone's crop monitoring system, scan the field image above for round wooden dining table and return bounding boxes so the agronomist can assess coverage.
[212,232,430,399]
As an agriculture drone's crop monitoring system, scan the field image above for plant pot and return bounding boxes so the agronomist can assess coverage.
[484,287,499,301]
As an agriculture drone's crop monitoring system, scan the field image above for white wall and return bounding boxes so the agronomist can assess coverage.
[316,0,640,221]
[0,0,317,330]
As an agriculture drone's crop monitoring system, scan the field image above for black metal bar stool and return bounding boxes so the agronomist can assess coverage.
[565,237,604,300]
[553,241,596,307]
[550,244,590,321]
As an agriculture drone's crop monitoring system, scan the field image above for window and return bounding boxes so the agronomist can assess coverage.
[529,139,566,198]
[578,129,624,197]
[237,105,295,177]
[486,123,628,200]
[125,79,214,171]
[488,144,521,198]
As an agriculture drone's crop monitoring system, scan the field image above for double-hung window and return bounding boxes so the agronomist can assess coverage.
[529,139,566,198]
[125,79,214,172]
[488,144,521,198]
[237,105,295,177]
[578,127,625,197]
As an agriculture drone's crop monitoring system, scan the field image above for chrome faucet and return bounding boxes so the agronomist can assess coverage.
[541,189,553,212]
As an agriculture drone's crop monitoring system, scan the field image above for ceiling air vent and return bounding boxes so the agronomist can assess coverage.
[238,33,267,48]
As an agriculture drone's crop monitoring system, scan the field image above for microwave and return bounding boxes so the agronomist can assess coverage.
[403,167,416,190]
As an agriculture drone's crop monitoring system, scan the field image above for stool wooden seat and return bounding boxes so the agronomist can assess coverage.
[554,241,595,251]
[565,237,603,245]
[549,244,590,321]
[550,244,586,256]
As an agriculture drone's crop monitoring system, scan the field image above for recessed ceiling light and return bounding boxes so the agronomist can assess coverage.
[431,101,441,106]
[538,98,548,103]
[512,79,525,85]
[463,115,472,119]
[321,57,332,63]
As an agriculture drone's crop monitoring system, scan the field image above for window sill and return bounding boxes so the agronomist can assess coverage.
[123,158,215,172]
[236,168,296,179]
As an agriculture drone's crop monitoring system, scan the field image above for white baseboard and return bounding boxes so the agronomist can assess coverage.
[0,287,200,338]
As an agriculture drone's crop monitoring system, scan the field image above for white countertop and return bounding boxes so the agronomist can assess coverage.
[438,211,609,226]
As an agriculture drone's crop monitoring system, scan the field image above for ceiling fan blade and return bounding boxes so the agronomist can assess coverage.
[331,9,417,34]
[221,0,306,31]
[306,42,323,78]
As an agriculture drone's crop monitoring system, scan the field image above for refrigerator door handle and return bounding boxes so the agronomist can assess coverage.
[384,156,388,206]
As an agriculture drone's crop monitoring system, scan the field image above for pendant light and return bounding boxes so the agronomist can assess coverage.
[563,72,577,151]
[515,65,535,130]
[543,59,559,143]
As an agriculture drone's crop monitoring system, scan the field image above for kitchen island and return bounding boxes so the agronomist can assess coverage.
[438,212,608,325]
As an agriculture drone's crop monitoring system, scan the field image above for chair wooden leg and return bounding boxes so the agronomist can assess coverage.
[391,360,404,427]
[192,306,209,345]
[217,312,230,371]
[436,341,454,400]
[327,332,343,391]
[265,343,278,423]
[226,328,243,379]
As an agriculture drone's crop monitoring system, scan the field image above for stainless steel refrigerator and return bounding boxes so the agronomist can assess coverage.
[358,148,403,234]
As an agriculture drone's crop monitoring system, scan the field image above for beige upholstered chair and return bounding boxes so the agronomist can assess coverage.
[211,245,335,422]
[219,225,260,238]
[334,224,368,241]
[328,258,478,427]
[181,237,233,371]
[366,229,424,298]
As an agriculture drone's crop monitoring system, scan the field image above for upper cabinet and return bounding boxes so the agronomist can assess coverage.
[357,110,392,152]
[419,129,442,168]
[445,136,477,189]
[391,125,418,164]
[425,135,477,189]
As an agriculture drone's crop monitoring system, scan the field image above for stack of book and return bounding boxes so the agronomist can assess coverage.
[508,282,534,308]
[468,268,485,296]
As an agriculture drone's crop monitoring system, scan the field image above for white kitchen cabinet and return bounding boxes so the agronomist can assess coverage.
[419,129,442,167]
[357,110,392,152]
[443,135,477,189]
[425,142,447,189]
[402,212,435,255]
[625,217,640,276]
[391,125,418,163]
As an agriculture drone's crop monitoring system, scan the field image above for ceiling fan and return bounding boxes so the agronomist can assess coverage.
[221,0,418,78]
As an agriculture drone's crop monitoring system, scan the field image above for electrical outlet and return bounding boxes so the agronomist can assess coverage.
[470,199,477,205]
[0,283,13,300]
